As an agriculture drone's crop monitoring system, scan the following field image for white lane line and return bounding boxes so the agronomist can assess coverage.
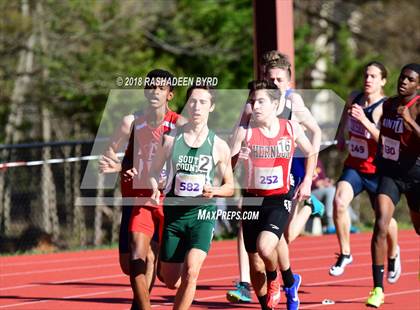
[0,274,126,291]
[2,247,418,278]
[3,258,418,292]
[1,263,116,277]
[0,288,132,309]
[1,238,417,268]
[1,270,419,308]
[306,271,418,286]
[150,272,420,308]
[0,275,238,309]
[1,254,117,267]
[299,288,420,309]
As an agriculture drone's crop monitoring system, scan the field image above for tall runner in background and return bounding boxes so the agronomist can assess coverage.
[149,85,234,310]
[99,69,186,310]
[330,62,400,280]
[367,63,420,308]
[227,51,322,306]
[263,51,323,242]
[230,80,316,310]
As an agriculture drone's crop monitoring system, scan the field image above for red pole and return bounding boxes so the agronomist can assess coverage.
[253,0,295,83]
[276,0,295,84]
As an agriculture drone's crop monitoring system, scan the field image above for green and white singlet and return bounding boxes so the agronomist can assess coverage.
[165,127,216,204]
[160,127,217,262]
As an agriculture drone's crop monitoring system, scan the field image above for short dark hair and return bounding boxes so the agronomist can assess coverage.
[365,61,388,79]
[247,79,281,102]
[185,84,216,105]
[146,69,175,91]
[262,50,292,79]
[401,63,420,78]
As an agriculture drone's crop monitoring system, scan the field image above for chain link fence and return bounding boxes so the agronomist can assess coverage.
[0,141,122,254]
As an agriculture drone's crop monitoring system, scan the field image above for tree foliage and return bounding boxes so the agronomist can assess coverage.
[0,0,418,142]
[0,0,254,142]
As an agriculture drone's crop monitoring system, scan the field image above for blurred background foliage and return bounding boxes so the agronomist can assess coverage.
[1,0,418,143]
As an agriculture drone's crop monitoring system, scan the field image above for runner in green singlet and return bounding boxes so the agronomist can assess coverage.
[149,84,234,310]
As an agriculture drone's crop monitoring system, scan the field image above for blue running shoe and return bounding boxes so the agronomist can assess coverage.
[325,225,336,234]
[350,225,360,234]
[284,274,301,310]
[226,281,252,303]
[305,195,325,217]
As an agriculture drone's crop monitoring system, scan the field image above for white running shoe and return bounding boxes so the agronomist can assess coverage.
[387,245,401,284]
[329,254,353,276]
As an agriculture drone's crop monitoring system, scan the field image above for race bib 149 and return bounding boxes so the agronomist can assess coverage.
[348,137,368,159]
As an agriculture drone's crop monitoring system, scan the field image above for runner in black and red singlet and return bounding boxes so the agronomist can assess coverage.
[367,63,420,308]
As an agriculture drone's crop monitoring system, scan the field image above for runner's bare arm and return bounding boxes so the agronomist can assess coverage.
[229,125,247,169]
[176,114,188,126]
[289,93,322,157]
[149,134,174,203]
[99,114,135,173]
[350,104,381,142]
[334,92,359,150]
[203,137,234,198]
[292,121,316,201]
[398,104,420,138]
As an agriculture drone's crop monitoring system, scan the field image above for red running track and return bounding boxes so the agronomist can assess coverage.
[1,230,419,309]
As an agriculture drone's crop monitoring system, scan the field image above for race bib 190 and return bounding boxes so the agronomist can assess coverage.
[382,136,400,161]
[174,173,206,197]
[253,166,283,190]
[348,137,368,159]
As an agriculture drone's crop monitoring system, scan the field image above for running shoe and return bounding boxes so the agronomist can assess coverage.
[305,195,325,217]
[366,287,384,308]
[284,273,301,310]
[325,225,336,234]
[226,281,252,303]
[350,225,360,233]
[329,253,353,276]
[267,273,281,309]
[387,245,401,284]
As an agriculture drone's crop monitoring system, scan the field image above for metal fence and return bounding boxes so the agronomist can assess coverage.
[0,140,122,253]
